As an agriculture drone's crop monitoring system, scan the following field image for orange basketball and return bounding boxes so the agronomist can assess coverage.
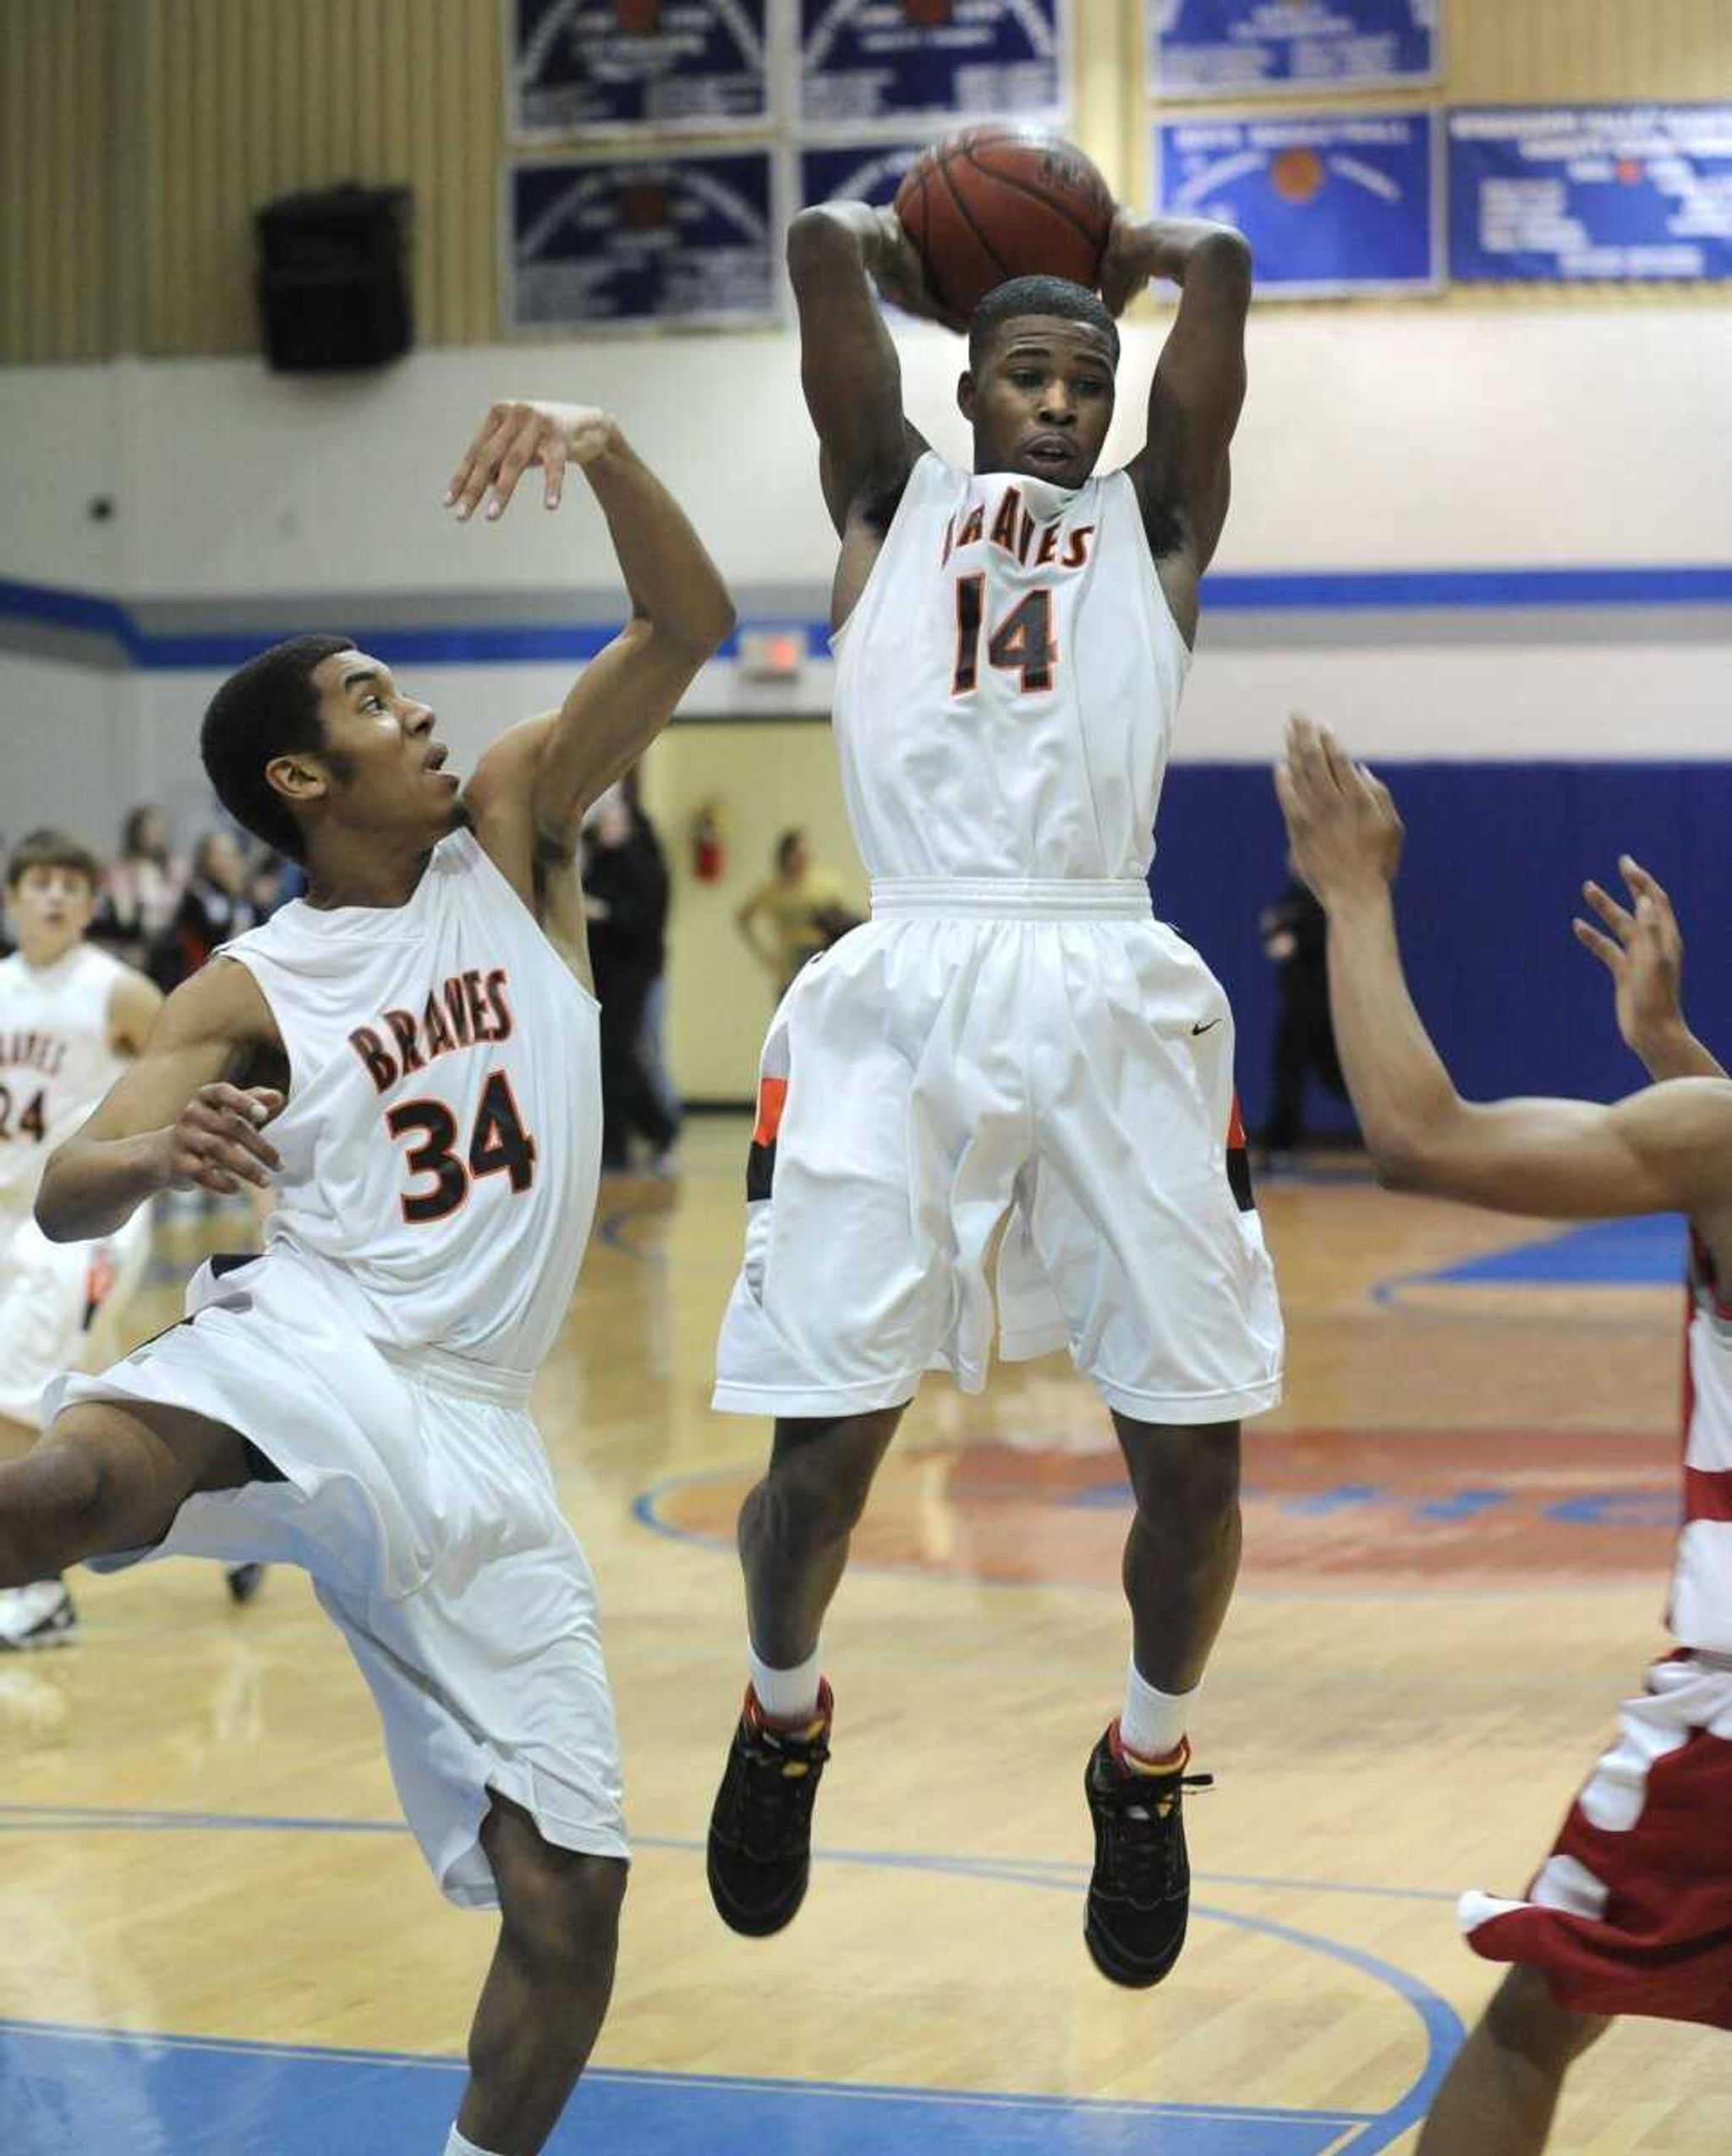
[894,125,1115,322]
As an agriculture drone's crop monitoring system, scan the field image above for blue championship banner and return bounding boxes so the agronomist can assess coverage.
[1156,110,1439,295]
[799,0,1067,130]
[507,151,778,330]
[509,0,770,137]
[1450,107,1732,283]
[798,138,926,210]
[1150,0,1439,97]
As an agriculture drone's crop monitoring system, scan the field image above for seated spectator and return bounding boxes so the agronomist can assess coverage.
[95,804,185,970]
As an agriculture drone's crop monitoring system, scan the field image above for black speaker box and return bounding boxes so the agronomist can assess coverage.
[255,185,413,373]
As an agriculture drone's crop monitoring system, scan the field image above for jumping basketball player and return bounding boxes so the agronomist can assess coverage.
[705,198,1281,1988]
[15,399,733,2156]
[1276,718,1732,2155]
[0,832,162,1648]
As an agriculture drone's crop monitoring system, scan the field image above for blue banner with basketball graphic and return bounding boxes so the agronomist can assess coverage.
[508,0,771,136]
[507,151,778,330]
[1450,107,1732,283]
[798,0,1068,130]
[1149,0,1439,96]
[1155,110,1439,296]
[799,138,927,211]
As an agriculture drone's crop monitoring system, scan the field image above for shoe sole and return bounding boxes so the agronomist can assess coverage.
[705,1846,811,1939]
[1083,1909,1187,1989]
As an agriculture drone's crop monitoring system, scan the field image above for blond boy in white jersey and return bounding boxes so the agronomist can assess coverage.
[13,400,733,2156]
[0,831,161,1646]
[706,199,1282,1989]
[1277,718,1732,2156]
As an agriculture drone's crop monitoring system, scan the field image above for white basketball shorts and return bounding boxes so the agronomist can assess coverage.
[0,1199,151,1429]
[713,879,1284,1424]
[46,1245,628,1904]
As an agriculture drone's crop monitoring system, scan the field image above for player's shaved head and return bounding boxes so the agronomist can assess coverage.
[968,277,1120,371]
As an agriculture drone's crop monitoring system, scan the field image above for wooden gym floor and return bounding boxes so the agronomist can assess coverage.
[2,1117,1727,2153]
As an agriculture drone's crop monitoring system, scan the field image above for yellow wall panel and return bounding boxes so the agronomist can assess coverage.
[7,0,1732,364]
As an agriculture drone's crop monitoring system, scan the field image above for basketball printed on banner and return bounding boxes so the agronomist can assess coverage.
[894,126,1115,322]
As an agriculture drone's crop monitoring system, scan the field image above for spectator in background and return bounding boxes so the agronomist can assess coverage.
[1259,867,1349,1168]
[94,804,185,971]
[735,828,858,1001]
[584,786,679,1175]
[618,766,679,1133]
[155,828,258,990]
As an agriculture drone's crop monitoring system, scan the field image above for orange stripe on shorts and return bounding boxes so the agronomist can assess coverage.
[754,1075,789,1148]
[1226,1093,1247,1151]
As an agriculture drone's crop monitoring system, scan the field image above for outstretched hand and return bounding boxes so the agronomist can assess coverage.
[445,400,618,523]
[1574,857,1686,1062]
[1274,717,1405,908]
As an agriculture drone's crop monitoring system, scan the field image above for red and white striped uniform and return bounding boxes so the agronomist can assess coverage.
[1461,1232,1732,2028]
[1673,1235,1732,1650]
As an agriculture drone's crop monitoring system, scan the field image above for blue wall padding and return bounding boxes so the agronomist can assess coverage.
[1153,763,1732,1139]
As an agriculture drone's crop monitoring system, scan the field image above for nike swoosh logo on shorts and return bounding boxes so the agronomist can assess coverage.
[1191,1019,1221,1035]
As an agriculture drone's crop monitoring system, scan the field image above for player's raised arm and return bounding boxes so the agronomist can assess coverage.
[1274,717,1732,1226]
[36,958,283,1242]
[786,202,939,537]
[448,400,735,901]
[1105,214,1252,589]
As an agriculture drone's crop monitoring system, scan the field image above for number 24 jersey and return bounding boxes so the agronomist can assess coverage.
[218,831,600,1374]
[830,451,1192,883]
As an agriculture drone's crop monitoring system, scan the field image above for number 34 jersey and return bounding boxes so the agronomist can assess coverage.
[832,451,1192,882]
[218,831,600,1374]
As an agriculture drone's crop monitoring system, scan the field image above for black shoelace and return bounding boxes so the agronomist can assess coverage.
[722,1722,831,1861]
[1099,1770,1213,1904]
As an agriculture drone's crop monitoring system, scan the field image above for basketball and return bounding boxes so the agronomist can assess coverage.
[894,125,1115,323]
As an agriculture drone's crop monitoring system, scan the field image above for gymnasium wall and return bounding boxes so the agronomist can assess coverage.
[2,0,1730,1117]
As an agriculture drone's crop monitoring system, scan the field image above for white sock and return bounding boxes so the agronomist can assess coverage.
[748,1640,823,1724]
[1120,1659,1195,1764]
[444,2129,498,2156]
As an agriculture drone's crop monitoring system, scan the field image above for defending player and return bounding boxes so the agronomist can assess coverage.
[1276,718,1732,2156]
[14,400,733,2156]
[705,198,1282,1987]
[0,832,162,1647]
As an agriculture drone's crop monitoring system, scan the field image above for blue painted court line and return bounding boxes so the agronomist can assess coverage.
[1387,1213,1686,1293]
[0,1819,1461,2151]
[0,2019,1371,2156]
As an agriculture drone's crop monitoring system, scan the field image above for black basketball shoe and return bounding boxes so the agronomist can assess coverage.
[1083,1722,1212,1989]
[706,1681,834,1937]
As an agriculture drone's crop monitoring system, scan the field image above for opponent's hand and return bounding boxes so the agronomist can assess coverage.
[1274,717,1404,908]
[1574,857,1687,1062]
[155,1083,283,1196]
[445,401,619,523]
[865,207,967,332]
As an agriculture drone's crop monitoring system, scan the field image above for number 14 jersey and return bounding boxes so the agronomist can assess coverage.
[219,831,600,1374]
[831,451,1192,882]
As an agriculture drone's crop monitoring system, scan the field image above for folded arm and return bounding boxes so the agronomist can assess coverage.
[787,204,936,539]
[36,958,283,1241]
[1107,216,1252,595]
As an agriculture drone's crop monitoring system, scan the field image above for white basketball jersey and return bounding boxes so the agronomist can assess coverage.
[831,451,1192,881]
[221,831,600,1374]
[0,944,129,1212]
[1674,1237,1732,1652]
